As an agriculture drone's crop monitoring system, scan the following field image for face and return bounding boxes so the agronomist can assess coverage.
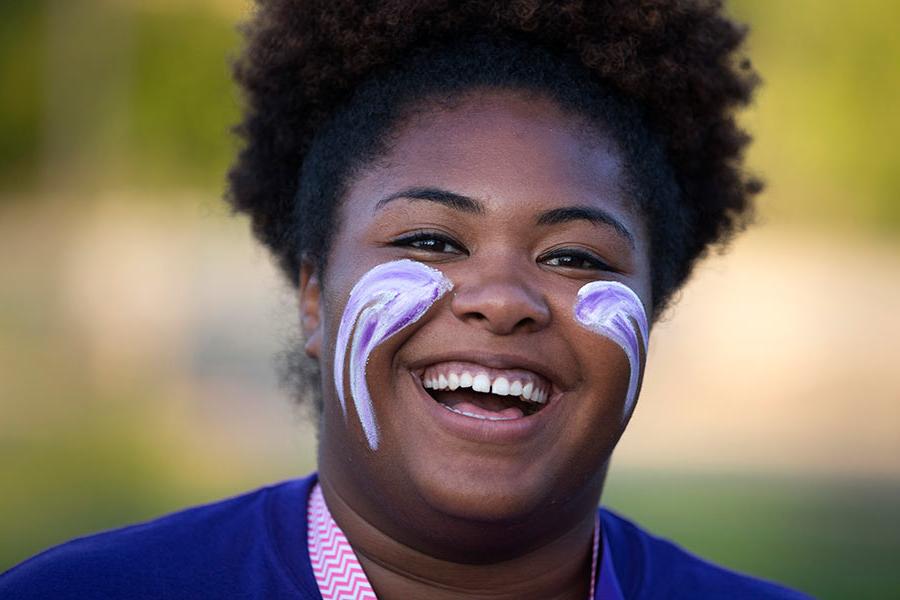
[301,89,653,556]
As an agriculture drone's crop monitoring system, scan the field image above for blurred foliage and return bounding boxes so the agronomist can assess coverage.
[731,0,900,231]
[1,0,899,229]
[1,2,898,599]
[603,471,900,599]
[127,7,240,189]
[0,0,239,193]
[1,415,188,570]
[1,400,309,572]
[0,2,43,186]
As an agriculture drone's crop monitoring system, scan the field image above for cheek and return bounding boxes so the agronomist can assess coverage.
[572,280,649,416]
[572,332,634,411]
[555,330,635,479]
[327,260,453,450]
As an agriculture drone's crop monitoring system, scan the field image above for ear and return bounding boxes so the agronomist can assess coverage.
[298,258,323,359]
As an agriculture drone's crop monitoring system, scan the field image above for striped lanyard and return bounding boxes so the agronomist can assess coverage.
[308,483,601,599]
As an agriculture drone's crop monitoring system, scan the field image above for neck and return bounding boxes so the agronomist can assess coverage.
[318,476,598,600]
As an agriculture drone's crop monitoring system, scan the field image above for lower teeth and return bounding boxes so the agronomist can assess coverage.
[440,403,519,421]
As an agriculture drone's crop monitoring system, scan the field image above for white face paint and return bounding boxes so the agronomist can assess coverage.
[333,259,453,449]
[333,264,644,446]
[573,280,649,415]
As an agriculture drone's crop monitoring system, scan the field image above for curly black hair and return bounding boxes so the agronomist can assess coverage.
[227,0,760,317]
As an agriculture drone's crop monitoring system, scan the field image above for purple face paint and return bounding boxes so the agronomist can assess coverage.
[574,280,649,415]
[333,259,453,449]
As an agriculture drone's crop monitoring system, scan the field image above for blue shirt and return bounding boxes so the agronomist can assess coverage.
[1,474,810,599]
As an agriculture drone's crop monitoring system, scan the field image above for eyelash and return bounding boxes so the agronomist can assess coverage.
[390,231,467,255]
[390,231,614,272]
[538,248,614,272]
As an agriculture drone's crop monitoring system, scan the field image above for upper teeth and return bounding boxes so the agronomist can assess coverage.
[421,367,549,404]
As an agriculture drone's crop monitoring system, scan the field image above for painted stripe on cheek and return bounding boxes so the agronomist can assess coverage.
[574,280,649,415]
[333,259,453,449]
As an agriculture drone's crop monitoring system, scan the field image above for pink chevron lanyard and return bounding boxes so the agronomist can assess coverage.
[308,483,602,599]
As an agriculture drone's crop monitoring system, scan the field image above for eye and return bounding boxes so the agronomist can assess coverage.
[390,231,467,255]
[539,248,614,272]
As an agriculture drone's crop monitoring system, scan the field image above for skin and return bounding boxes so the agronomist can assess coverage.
[333,259,453,449]
[574,280,649,415]
[299,89,653,599]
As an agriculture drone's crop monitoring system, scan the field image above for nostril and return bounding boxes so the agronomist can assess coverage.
[451,282,550,335]
[460,309,536,335]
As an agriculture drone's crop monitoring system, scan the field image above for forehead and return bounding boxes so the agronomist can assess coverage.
[345,89,635,219]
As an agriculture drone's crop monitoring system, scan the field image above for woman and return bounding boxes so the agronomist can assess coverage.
[1,1,810,598]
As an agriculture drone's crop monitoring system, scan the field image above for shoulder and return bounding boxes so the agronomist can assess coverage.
[599,508,813,600]
[0,476,318,600]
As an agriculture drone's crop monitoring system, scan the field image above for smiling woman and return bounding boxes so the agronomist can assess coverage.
[307,93,657,564]
[1,1,812,599]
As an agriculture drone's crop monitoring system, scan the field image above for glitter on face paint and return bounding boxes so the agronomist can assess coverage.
[574,280,649,414]
[334,259,453,449]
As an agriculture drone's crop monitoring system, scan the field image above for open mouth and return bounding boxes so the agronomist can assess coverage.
[418,361,553,421]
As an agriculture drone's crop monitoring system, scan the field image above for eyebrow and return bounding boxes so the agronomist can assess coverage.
[536,206,635,248]
[374,186,485,214]
[375,186,634,247]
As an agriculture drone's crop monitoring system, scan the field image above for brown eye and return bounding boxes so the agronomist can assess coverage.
[391,231,466,255]
[540,249,612,271]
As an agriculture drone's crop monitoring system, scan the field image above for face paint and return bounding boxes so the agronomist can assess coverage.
[334,259,453,449]
[574,280,649,415]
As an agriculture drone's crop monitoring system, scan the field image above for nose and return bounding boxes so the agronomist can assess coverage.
[450,260,551,335]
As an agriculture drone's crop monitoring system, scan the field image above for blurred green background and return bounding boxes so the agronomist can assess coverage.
[1,1,898,598]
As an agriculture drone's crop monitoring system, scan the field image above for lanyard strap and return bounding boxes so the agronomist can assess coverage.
[308,484,378,600]
[308,483,602,599]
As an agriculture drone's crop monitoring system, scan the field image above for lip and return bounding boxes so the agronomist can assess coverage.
[409,370,560,445]
[407,350,568,394]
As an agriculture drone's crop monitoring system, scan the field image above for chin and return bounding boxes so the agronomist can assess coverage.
[380,450,607,562]
[409,455,555,523]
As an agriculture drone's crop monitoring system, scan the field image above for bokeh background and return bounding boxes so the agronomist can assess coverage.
[1,1,898,597]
